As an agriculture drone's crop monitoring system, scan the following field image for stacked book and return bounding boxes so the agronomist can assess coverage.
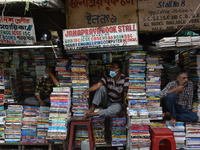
[111,117,127,146]
[167,121,186,149]
[127,117,151,150]
[44,49,56,67]
[0,110,5,143]
[47,87,71,142]
[71,54,89,117]
[92,116,106,146]
[36,106,50,143]
[146,56,163,120]
[186,122,200,149]
[34,54,46,80]
[154,37,176,47]
[3,70,14,103]
[176,36,191,47]
[5,105,23,143]
[21,106,38,143]
[128,51,147,118]
[56,59,71,87]
[197,55,200,115]
[191,36,200,45]
[74,125,88,147]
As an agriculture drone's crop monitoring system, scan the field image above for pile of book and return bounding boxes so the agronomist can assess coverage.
[146,56,163,120]
[47,87,71,142]
[167,121,186,149]
[185,122,200,150]
[5,105,23,143]
[71,54,89,117]
[92,116,106,146]
[56,59,71,87]
[111,117,127,146]
[36,106,50,143]
[21,106,38,143]
[154,37,176,47]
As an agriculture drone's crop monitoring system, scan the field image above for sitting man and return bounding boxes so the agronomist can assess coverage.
[160,70,198,126]
[25,66,60,106]
[82,60,129,119]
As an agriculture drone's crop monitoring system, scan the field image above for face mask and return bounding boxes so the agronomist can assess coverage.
[109,71,117,78]
[43,73,49,79]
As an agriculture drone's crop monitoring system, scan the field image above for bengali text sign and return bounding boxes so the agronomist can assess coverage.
[67,0,137,29]
[0,16,36,45]
[138,0,200,32]
[63,23,138,50]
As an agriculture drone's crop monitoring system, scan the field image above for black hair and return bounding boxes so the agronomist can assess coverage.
[111,60,123,71]
[177,70,188,77]
[46,66,56,75]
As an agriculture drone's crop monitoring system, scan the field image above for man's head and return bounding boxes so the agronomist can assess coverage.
[109,60,122,78]
[177,70,189,85]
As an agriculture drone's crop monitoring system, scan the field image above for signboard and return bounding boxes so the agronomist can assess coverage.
[138,0,200,32]
[0,16,36,45]
[63,23,138,50]
[67,0,138,29]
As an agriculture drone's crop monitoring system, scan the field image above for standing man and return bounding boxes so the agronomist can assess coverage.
[160,70,198,126]
[25,66,60,106]
[82,60,129,119]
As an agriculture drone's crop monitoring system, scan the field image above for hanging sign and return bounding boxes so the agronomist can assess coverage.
[63,23,138,50]
[67,0,137,29]
[0,16,36,45]
[138,0,200,32]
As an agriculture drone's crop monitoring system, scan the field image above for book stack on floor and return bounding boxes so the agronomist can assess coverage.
[0,109,5,143]
[92,116,106,146]
[146,56,163,120]
[71,54,89,117]
[21,106,38,143]
[166,121,186,149]
[36,106,50,143]
[127,117,151,150]
[5,105,23,143]
[74,125,88,148]
[111,117,127,146]
[47,87,71,143]
[185,122,200,150]
[127,51,151,150]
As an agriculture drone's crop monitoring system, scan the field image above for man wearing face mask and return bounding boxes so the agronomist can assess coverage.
[160,70,198,126]
[24,66,60,106]
[82,60,129,119]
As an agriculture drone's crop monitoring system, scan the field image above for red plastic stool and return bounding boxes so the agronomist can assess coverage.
[150,127,176,150]
[68,117,95,150]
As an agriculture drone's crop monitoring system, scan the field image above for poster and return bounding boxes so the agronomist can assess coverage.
[138,0,200,32]
[0,16,36,45]
[63,23,138,50]
[67,0,138,29]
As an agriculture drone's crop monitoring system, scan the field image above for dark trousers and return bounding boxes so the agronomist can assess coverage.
[164,93,198,122]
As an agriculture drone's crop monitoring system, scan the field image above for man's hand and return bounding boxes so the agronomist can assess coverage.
[176,85,184,92]
[192,109,198,113]
[45,68,53,75]
[40,101,46,106]
[82,90,88,101]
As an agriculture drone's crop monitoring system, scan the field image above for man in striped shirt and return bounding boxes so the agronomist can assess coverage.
[160,70,198,126]
[83,60,129,119]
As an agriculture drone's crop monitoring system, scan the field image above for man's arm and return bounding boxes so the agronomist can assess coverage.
[35,94,45,106]
[82,82,103,100]
[160,81,184,98]
[34,78,46,106]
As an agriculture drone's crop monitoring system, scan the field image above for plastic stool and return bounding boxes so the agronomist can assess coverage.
[68,117,95,150]
[150,127,176,150]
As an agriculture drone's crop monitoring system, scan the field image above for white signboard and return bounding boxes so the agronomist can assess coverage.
[0,16,36,45]
[63,23,138,50]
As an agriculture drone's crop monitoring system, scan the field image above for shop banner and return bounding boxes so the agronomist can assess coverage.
[63,23,138,50]
[138,0,200,32]
[0,16,36,45]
